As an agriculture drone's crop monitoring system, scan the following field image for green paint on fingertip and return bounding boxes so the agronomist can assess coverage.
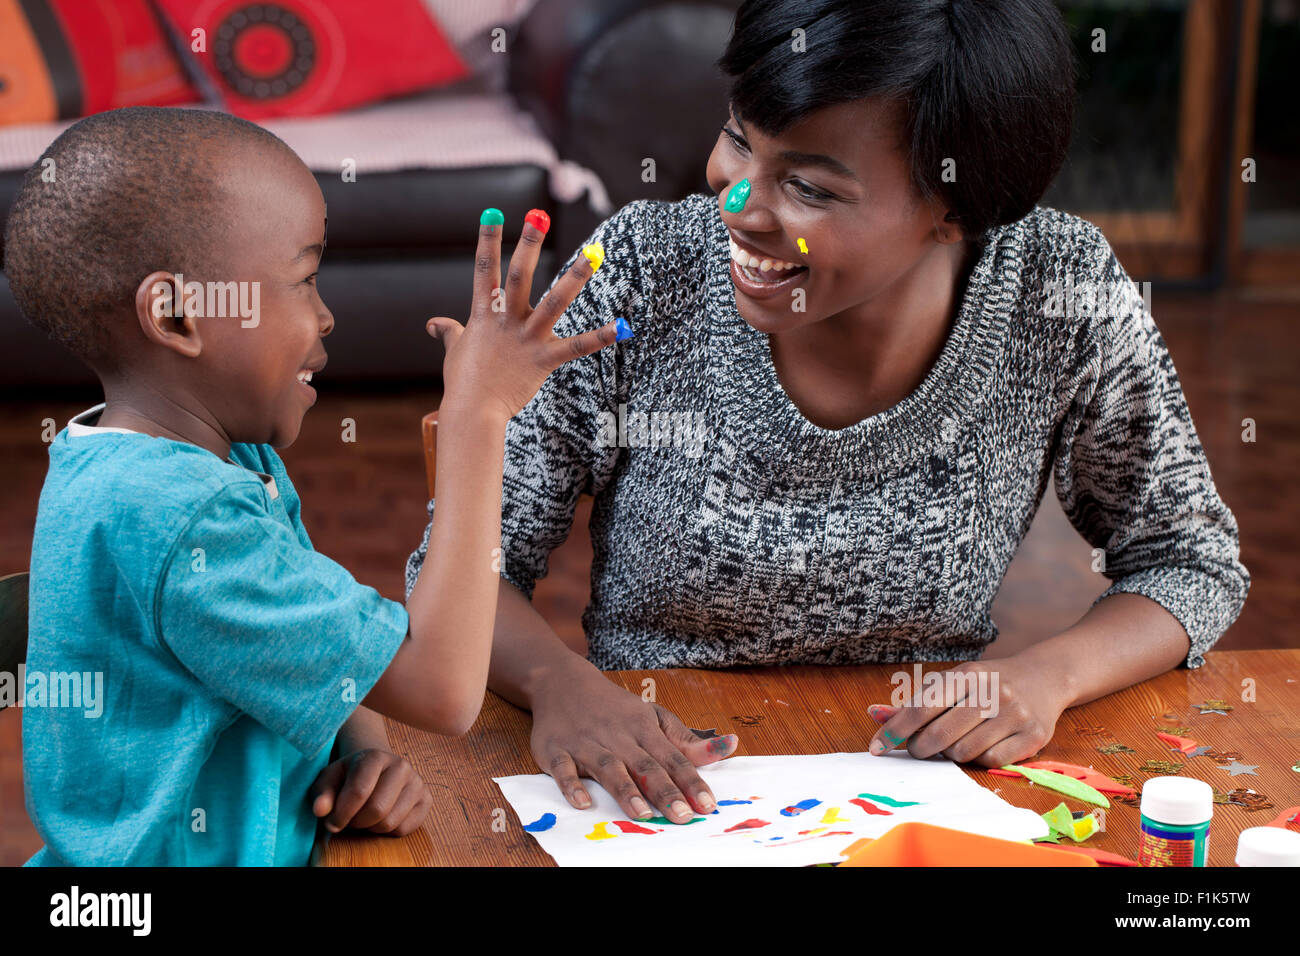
[480,207,504,226]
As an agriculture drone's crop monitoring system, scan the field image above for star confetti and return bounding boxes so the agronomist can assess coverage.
[1185,746,1213,758]
[1204,749,1242,764]
[1220,760,1259,777]
[1226,789,1274,811]
[1195,700,1233,715]
[1139,760,1184,774]
[1077,724,1109,737]
[1098,743,1136,755]
[1156,726,1193,737]
[1293,763,1300,774]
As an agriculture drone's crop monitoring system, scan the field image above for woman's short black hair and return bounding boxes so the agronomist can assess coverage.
[718,0,1076,243]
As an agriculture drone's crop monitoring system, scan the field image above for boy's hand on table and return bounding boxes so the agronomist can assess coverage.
[427,209,618,423]
[530,661,741,825]
[310,749,433,837]
[866,653,1071,767]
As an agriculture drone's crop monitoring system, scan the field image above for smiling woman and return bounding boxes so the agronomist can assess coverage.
[404,0,1250,826]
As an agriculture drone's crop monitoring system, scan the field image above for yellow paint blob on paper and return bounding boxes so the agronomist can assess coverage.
[820,806,851,824]
[585,822,618,841]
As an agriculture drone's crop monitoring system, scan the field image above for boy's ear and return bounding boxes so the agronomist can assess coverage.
[135,270,202,358]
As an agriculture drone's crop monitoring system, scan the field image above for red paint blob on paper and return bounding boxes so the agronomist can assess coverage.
[850,797,893,816]
[611,821,659,835]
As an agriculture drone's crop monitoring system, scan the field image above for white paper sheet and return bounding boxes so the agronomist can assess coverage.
[494,751,1049,866]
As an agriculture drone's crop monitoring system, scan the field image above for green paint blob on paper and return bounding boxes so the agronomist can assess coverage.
[857,792,922,808]
[646,815,706,826]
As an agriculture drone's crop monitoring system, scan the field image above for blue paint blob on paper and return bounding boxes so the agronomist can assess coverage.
[717,799,753,806]
[780,799,821,817]
[523,812,557,832]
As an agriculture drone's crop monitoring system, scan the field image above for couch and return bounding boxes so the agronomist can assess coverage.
[0,0,741,387]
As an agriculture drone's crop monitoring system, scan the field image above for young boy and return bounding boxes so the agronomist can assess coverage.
[4,106,617,865]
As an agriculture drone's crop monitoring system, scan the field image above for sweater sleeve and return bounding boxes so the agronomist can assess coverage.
[1050,248,1249,668]
[404,201,656,601]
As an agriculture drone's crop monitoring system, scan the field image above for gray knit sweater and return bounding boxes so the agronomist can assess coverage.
[405,193,1248,671]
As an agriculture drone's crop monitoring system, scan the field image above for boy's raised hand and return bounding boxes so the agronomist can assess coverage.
[427,209,618,421]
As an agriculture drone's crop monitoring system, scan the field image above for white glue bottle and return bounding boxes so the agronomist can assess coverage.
[1236,826,1300,866]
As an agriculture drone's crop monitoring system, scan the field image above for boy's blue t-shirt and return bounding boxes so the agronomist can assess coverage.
[22,406,409,866]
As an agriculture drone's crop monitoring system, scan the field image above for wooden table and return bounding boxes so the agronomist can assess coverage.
[315,649,1300,866]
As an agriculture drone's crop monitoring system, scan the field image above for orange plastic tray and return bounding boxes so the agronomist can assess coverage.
[838,821,1098,866]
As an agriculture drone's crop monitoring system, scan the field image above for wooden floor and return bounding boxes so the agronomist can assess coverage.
[1,288,1296,865]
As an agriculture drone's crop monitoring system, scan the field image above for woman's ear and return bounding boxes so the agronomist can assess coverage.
[135,270,203,358]
[933,206,964,245]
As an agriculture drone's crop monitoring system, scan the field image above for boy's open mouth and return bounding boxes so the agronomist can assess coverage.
[296,354,327,403]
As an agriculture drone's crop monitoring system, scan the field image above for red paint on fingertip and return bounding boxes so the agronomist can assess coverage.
[525,208,551,233]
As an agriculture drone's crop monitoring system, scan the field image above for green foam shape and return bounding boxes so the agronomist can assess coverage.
[1041,801,1099,843]
[1004,765,1109,808]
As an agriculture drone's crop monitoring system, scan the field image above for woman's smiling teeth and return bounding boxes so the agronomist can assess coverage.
[296,369,314,384]
[728,236,805,282]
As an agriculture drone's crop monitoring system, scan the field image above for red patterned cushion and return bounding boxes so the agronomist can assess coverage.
[155,0,470,119]
[0,0,197,126]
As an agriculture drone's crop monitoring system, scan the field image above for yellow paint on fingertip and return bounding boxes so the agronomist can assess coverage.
[582,242,605,271]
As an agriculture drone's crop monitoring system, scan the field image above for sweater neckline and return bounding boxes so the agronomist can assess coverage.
[704,203,1020,480]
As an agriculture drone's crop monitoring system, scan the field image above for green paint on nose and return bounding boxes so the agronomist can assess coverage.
[724,178,751,212]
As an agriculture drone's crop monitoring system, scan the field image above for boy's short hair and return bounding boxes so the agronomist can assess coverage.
[3,106,295,371]
[718,0,1077,244]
